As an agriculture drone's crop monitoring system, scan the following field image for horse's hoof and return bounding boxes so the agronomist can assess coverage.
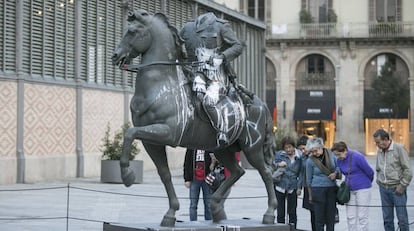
[212,209,227,223]
[262,214,275,224]
[160,215,176,227]
[121,167,135,187]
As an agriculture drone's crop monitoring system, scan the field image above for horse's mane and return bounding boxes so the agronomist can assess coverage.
[154,13,186,61]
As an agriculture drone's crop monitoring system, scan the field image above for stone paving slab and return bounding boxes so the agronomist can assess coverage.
[0,156,413,231]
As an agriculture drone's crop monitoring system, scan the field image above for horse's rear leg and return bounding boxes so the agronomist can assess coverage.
[142,143,179,227]
[243,148,276,224]
[212,150,245,222]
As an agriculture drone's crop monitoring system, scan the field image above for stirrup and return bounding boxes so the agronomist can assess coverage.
[218,132,228,146]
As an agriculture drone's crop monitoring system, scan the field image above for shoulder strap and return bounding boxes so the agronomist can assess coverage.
[310,155,331,176]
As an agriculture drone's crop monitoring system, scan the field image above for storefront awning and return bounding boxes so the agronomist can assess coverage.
[294,90,336,121]
[364,91,408,119]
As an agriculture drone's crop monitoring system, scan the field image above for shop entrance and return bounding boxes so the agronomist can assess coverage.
[364,118,409,155]
[296,120,336,148]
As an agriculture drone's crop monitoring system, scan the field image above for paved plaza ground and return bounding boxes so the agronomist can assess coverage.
[0,156,413,231]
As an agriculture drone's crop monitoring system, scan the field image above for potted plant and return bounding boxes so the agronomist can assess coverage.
[327,9,337,23]
[299,9,313,24]
[100,122,143,183]
[299,9,318,37]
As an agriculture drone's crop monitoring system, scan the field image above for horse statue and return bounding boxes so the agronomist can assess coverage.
[111,9,277,227]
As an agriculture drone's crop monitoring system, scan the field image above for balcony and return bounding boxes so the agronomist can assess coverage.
[268,21,414,39]
[296,72,335,90]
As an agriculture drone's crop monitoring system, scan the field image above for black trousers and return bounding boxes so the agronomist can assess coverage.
[275,189,298,226]
[311,186,337,231]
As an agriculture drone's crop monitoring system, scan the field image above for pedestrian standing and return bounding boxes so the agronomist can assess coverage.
[373,128,412,231]
[183,149,214,221]
[306,137,340,231]
[332,141,374,231]
[274,136,303,228]
[298,135,316,231]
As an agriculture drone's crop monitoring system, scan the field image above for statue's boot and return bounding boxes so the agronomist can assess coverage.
[204,105,228,146]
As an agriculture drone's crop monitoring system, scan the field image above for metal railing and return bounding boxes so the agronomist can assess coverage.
[268,21,414,39]
[296,72,335,90]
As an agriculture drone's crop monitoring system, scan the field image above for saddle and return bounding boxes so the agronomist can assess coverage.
[181,64,254,145]
[194,84,246,144]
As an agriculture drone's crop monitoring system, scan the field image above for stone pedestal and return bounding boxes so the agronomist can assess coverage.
[103,219,293,231]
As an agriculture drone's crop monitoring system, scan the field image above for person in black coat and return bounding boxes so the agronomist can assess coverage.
[183,149,215,221]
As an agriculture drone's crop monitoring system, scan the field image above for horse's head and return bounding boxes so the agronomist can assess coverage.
[111,9,154,67]
[112,9,184,68]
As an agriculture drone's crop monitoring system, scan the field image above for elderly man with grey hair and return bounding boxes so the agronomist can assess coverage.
[373,128,412,231]
[305,137,340,231]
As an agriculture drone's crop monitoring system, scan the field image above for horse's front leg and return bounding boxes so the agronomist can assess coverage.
[120,124,172,186]
[142,143,179,227]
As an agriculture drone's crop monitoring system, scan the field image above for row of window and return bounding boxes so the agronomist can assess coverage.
[266,53,408,91]
[1,0,265,97]
[245,0,402,23]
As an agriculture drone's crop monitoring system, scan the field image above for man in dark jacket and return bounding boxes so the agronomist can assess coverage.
[183,149,215,221]
[180,12,243,146]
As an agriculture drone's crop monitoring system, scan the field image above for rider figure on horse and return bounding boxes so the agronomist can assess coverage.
[180,12,244,146]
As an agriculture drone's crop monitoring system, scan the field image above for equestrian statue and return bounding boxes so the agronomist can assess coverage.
[111,9,277,227]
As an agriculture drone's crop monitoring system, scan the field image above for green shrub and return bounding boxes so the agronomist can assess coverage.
[299,9,313,24]
[101,122,140,160]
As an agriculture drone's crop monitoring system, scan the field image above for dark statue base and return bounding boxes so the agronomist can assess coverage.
[103,219,294,231]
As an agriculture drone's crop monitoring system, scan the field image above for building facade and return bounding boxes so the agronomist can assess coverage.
[228,0,413,154]
[0,0,266,184]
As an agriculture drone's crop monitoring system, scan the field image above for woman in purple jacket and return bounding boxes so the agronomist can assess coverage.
[331,141,374,231]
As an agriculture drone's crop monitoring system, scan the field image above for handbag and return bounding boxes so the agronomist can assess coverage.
[209,164,226,192]
[336,153,352,205]
[336,181,350,205]
[272,167,286,183]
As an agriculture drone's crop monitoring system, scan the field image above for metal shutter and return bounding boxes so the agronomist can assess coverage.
[54,0,75,80]
[132,0,161,14]
[65,1,75,80]
[0,1,2,71]
[80,0,97,83]
[167,0,193,30]
[3,1,15,72]
[20,1,75,79]
[80,0,130,87]
[22,2,32,74]
[96,0,106,84]
[43,1,55,78]
[30,1,44,76]
[105,0,123,86]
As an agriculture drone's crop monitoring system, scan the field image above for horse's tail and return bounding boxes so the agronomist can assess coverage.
[263,106,276,171]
